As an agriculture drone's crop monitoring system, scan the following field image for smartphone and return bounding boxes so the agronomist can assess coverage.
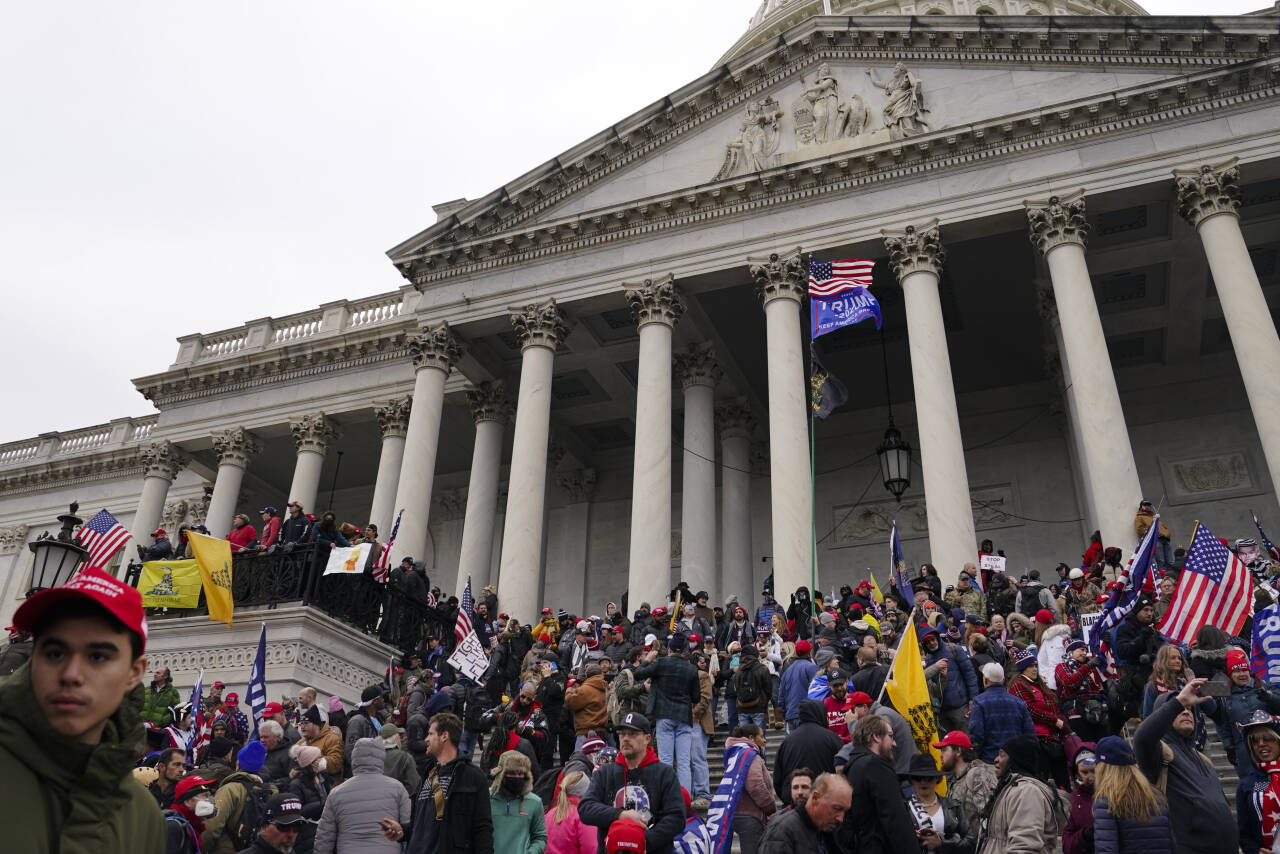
[1202,678,1231,698]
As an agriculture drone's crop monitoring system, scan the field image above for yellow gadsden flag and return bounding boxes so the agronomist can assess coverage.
[884,618,946,794]
[139,559,203,609]
[188,531,235,627]
[868,572,886,605]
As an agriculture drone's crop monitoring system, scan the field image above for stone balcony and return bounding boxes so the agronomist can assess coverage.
[0,415,158,473]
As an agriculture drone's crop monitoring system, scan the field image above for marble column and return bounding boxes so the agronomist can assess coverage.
[288,412,340,513]
[623,275,684,612]
[882,222,976,584]
[550,468,597,616]
[717,399,755,606]
[1026,192,1142,551]
[392,323,462,566]
[748,251,813,601]
[368,398,411,534]
[129,440,188,562]
[206,427,261,539]
[1175,159,1280,495]
[675,342,721,598]
[457,381,511,592]
[497,299,570,619]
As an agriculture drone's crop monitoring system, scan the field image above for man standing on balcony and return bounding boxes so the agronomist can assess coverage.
[227,514,258,552]
[139,528,174,561]
[258,507,282,550]
[280,502,311,545]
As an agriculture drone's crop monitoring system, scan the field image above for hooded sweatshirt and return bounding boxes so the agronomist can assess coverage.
[578,746,686,854]
[0,661,166,854]
[314,738,412,854]
[771,699,843,801]
[723,736,777,823]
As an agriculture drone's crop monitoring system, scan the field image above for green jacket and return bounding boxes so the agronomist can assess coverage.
[139,680,181,728]
[200,770,270,854]
[384,744,421,794]
[0,661,165,854]
[490,792,547,854]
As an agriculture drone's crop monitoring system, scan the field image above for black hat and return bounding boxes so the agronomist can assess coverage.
[617,712,651,733]
[1001,734,1042,776]
[907,755,944,779]
[302,705,323,726]
[263,792,307,826]
[695,590,709,600]
[359,684,382,706]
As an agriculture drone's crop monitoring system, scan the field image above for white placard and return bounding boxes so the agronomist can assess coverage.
[448,630,490,682]
[323,544,369,575]
[979,554,1007,573]
[1079,611,1103,647]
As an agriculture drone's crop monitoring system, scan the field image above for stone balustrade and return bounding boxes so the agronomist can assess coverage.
[0,415,159,472]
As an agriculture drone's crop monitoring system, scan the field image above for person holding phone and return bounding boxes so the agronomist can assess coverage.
[903,755,968,852]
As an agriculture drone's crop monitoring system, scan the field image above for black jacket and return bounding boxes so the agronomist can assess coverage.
[760,803,831,854]
[579,749,686,854]
[280,514,311,544]
[837,745,920,854]
[261,740,293,788]
[772,700,843,801]
[406,757,493,854]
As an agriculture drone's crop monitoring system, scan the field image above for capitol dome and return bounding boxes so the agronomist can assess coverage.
[720,0,1150,63]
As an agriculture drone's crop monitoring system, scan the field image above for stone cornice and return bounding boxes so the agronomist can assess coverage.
[0,447,146,497]
[390,18,1275,282]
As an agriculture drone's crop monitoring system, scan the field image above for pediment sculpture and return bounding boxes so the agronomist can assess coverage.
[793,63,869,146]
[715,96,785,180]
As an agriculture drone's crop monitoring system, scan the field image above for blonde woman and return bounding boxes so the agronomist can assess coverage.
[1091,736,1175,853]
[544,770,595,854]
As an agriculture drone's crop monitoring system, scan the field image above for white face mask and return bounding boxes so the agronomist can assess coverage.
[316,758,327,773]
[194,798,218,818]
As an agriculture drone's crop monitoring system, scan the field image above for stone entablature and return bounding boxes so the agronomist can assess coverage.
[386,16,1272,283]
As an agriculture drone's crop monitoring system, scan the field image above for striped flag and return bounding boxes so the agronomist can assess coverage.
[1252,509,1280,562]
[1159,521,1252,644]
[77,509,131,573]
[807,258,874,298]
[246,624,267,739]
[455,577,474,645]
[1088,514,1159,656]
[371,509,403,583]
[190,669,211,759]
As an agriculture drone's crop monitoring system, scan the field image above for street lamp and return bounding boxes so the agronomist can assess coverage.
[27,503,89,595]
[877,419,912,503]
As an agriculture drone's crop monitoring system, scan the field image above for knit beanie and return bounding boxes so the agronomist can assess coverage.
[1002,734,1042,776]
[238,740,267,773]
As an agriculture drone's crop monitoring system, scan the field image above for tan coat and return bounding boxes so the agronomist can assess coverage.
[302,722,345,788]
[693,670,714,735]
[978,773,1068,854]
[565,673,609,735]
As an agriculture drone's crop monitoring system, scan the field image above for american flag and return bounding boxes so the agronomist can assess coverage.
[1159,521,1252,644]
[808,258,874,298]
[455,577,474,645]
[1089,514,1159,656]
[371,509,403,583]
[190,669,211,759]
[1252,510,1280,562]
[77,509,131,573]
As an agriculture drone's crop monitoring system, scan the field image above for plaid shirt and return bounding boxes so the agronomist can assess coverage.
[969,686,1035,762]
[633,654,701,723]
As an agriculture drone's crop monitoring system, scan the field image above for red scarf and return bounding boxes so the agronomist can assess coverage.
[1259,757,1280,848]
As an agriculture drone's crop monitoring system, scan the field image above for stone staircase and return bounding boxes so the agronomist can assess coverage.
[704,722,788,794]
[1204,730,1240,817]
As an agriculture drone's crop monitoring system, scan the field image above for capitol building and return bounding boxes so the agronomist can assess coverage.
[3,0,1278,696]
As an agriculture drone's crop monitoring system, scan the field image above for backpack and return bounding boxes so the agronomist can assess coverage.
[1019,583,1047,618]
[735,663,765,708]
[606,670,625,726]
[230,780,275,850]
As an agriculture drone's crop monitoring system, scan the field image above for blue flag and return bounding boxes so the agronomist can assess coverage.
[689,743,757,854]
[809,347,848,420]
[1089,515,1159,656]
[1251,602,1280,684]
[811,287,882,337]
[247,623,267,739]
[890,522,913,597]
[1253,510,1280,562]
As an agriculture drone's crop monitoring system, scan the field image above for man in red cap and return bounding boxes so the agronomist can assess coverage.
[934,730,996,849]
[779,639,817,732]
[0,567,165,852]
[165,775,217,854]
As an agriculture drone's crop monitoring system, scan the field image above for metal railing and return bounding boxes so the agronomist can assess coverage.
[126,544,445,652]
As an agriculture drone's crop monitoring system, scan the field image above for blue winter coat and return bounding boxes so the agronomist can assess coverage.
[1237,766,1272,854]
[779,658,818,721]
[1092,796,1175,854]
[1215,682,1280,776]
[923,637,979,711]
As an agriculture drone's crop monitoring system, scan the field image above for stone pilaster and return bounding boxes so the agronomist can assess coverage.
[676,343,720,598]
[131,440,190,561]
[458,381,513,592]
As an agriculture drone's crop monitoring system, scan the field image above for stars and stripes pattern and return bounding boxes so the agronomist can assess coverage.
[807,258,874,298]
[370,509,403,583]
[1253,509,1280,563]
[1089,514,1159,656]
[189,670,211,759]
[77,509,131,572]
[1159,521,1252,644]
[455,577,474,645]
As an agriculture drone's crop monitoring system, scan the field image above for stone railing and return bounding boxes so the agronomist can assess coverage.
[0,415,160,472]
[171,286,418,368]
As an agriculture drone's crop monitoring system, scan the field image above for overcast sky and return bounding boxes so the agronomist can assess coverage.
[0,0,1262,445]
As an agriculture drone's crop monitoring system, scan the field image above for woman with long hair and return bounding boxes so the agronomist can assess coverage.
[544,770,596,854]
[1091,736,1175,853]
[1008,650,1071,789]
[1142,644,1192,719]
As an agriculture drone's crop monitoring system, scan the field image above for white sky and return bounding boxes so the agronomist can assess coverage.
[0,0,1264,444]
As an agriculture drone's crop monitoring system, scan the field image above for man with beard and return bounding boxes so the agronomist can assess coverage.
[822,671,857,742]
[921,625,979,735]
[935,731,997,852]
[760,772,851,854]
[484,681,552,769]
[719,605,756,651]
[978,734,1069,854]
[836,715,918,854]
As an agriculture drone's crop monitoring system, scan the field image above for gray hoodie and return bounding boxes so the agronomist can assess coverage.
[314,738,412,854]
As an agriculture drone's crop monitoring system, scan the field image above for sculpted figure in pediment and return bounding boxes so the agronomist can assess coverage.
[793,63,871,147]
[715,96,785,179]
[867,63,931,140]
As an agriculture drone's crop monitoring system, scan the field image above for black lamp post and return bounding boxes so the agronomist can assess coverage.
[27,503,90,596]
[876,326,913,502]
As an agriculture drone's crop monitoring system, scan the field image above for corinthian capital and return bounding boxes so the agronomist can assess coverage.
[1174,158,1241,228]
[290,412,341,455]
[674,342,722,390]
[1025,190,1089,255]
[883,220,946,279]
[212,427,261,468]
[0,524,29,555]
[623,273,685,329]
[749,249,806,306]
[408,321,463,372]
[466,380,512,425]
[716,398,757,440]
[375,397,412,439]
[509,298,570,352]
[140,440,188,481]
[557,468,597,503]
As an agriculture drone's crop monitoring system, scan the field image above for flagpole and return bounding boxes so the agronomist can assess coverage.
[875,606,918,705]
[806,256,818,624]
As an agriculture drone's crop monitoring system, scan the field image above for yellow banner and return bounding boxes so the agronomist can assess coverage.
[139,559,203,609]
[188,531,235,627]
[884,618,946,795]
[868,572,886,604]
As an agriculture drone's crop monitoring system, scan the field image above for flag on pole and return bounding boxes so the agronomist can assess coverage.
[809,346,849,420]
[1088,515,1160,656]
[890,522,913,598]
[190,669,211,759]
[247,624,267,739]
[809,258,881,338]
[77,509,132,573]
[1158,521,1252,644]
[670,590,683,634]
[371,509,403,583]
[1252,510,1280,563]
[884,619,946,795]
[447,576,489,681]
[808,258,875,297]
[456,577,475,644]
[138,559,203,608]
[188,531,235,627]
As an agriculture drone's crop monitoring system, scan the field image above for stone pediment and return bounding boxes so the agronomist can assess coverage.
[386,15,1276,284]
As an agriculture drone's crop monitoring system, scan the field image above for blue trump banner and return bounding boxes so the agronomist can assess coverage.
[811,287,882,338]
[1251,601,1280,684]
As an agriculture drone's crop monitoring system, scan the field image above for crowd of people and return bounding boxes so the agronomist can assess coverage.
[5,499,1280,854]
